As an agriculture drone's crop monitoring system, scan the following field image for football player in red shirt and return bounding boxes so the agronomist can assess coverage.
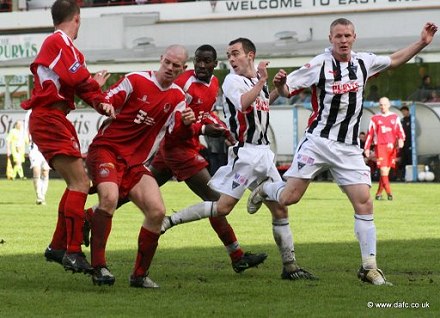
[364,97,405,200]
[86,45,195,288]
[21,0,114,274]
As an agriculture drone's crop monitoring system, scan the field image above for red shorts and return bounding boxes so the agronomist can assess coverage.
[86,146,153,198]
[375,144,397,168]
[150,146,208,181]
[29,108,82,167]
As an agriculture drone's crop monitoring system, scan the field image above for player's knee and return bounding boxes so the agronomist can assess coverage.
[99,192,119,213]
[147,207,166,225]
[215,203,232,217]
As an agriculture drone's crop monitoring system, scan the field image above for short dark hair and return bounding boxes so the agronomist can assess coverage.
[195,44,217,60]
[400,106,409,111]
[228,37,256,55]
[51,0,80,26]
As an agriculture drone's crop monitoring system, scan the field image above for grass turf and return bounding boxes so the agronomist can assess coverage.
[0,179,439,317]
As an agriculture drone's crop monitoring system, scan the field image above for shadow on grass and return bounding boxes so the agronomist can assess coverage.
[1,239,438,290]
[1,239,439,318]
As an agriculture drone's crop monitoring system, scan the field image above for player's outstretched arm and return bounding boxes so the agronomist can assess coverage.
[389,22,438,69]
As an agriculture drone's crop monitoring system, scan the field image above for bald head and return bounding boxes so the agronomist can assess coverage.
[379,97,391,114]
[156,45,188,88]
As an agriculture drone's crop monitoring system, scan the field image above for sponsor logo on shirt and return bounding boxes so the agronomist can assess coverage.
[254,98,269,112]
[134,110,155,125]
[232,173,248,189]
[332,81,359,95]
[69,61,81,73]
[297,154,315,165]
[137,95,150,104]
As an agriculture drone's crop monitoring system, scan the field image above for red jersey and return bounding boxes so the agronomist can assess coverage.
[21,30,106,113]
[89,71,190,166]
[162,70,226,151]
[364,112,405,150]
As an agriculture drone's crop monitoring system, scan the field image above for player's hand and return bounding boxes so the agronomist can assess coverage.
[93,70,111,87]
[364,149,370,159]
[225,133,237,146]
[182,108,196,126]
[100,103,116,119]
[421,22,438,45]
[398,139,404,149]
[203,124,226,137]
[257,61,270,81]
[273,69,287,88]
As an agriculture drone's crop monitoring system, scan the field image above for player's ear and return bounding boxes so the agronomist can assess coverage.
[183,63,188,71]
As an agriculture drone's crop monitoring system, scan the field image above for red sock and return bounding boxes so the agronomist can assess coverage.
[85,207,94,223]
[64,190,87,253]
[132,227,160,278]
[91,208,113,268]
[382,175,392,195]
[50,189,69,250]
[209,216,244,262]
[376,177,384,196]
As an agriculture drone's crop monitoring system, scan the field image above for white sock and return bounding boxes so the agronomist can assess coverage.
[354,214,377,269]
[170,201,217,225]
[33,177,42,200]
[263,181,286,202]
[41,175,49,200]
[272,218,296,270]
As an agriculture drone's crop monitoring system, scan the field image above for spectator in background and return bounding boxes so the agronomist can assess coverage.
[0,0,11,12]
[427,89,440,102]
[290,89,311,106]
[418,74,433,102]
[364,97,405,200]
[6,120,28,180]
[272,95,292,105]
[366,84,380,102]
[359,131,377,179]
[25,110,50,205]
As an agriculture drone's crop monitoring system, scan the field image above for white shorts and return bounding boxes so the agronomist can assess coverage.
[283,133,371,186]
[208,143,282,199]
[29,144,50,170]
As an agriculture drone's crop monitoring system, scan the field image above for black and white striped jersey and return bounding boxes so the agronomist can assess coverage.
[222,72,271,145]
[286,48,391,145]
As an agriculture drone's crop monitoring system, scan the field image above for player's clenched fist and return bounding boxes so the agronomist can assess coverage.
[182,108,196,126]
[100,103,116,119]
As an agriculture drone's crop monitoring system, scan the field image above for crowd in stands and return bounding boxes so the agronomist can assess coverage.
[0,0,202,12]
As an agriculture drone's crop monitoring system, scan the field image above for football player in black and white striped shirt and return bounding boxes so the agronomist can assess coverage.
[248,18,437,286]
[162,38,317,281]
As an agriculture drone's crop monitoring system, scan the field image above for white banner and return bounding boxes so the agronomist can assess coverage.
[0,110,106,155]
[0,34,47,61]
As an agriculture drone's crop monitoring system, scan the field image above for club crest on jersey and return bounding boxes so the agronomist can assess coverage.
[99,163,114,178]
[332,81,359,95]
[69,61,81,73]
[163,103,171,113]
[347,64,358,73]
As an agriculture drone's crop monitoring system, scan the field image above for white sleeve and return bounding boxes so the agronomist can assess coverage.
[285,56,323,93]
[222,74,248,112]
[358,52,391,77]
